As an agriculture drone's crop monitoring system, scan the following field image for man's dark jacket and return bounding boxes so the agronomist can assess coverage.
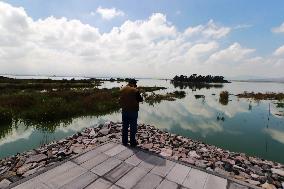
[120,85,143,111]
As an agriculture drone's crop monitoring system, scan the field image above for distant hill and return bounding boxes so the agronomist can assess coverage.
[229,76,284,83]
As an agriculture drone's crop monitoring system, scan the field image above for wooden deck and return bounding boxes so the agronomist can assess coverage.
[8,142,258,189]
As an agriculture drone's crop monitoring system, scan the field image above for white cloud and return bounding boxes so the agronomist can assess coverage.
[176,10,181,15]
[95,6,125,20]
[274,45,284,56]
[234,24,253,30]
[264,128,284,144]
[207,43,255,64]
[0,1,284,78]
[184,19,231,39]
[0,125,34,146]
[272,22,284,33]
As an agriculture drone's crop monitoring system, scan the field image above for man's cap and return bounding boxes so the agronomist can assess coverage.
[128,79,137,84]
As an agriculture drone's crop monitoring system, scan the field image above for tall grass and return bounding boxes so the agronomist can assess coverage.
[0,88,120,126]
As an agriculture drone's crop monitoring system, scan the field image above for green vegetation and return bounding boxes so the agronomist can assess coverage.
[237,92,284,101]
[194,95,205,99]
[0,78,176,129]
[219,91,229,105]
[0,76,102,94]
[144,91,186,105]
[0,88,121,126]
[276,102,284,108]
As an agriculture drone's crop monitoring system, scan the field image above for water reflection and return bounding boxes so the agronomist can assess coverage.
[0,80,284,163]
[171,81,223,90]
[264,128,284,144]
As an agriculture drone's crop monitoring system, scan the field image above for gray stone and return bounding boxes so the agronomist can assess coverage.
[245,179,260,185]
[159,148,173,157]
[271,168,284,177]
[91,157,122,176]
[60,171,98,189]
[204,174,227,189]
[195,160,208,168]
[85,178,112,189]
[99,128,110,136]
[105,162,133,183]
[214,167,230,176]
[133,173,162,189]
[80,153,109,169]
[166,163,191,184]
[116,167,148,189]
[261,182,277,189]
[233,165,246,172]
[72,146,84,154]
[22,167,41,177]
[156,179,178,189]
[180,157,195,165]
[17,163,33,175]
[0,179,11,188]
[25,154,47,164]
[182,168,208,189]
[97,136,108,143]
[188,151,200,159]
[0,166,9,175]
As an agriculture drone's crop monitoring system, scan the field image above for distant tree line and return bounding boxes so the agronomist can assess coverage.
[172,74,229,83]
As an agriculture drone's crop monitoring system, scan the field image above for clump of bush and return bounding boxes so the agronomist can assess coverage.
[144,91,186,105]
[0,108,12,125]
[219,91,229,105]
[237,92,284,101]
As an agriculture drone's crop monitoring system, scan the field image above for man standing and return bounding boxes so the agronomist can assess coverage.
[120,79,143,146]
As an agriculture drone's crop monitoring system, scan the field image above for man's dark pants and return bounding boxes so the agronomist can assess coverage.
[122,110,138,145]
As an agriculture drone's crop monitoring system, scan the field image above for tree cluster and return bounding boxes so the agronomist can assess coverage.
[172,74,229,83]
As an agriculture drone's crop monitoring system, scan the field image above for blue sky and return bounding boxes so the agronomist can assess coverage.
[1,0,284,78]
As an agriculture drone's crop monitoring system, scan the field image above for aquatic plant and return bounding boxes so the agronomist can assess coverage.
[276,102,284,108]
[219,91,229,105]
[144,91,186,106]
[237,92,284,101]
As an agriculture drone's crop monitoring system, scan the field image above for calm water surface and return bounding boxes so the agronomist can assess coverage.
[1,79,284,163]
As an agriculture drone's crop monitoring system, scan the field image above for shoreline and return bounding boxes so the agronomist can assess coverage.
[0,122,283,188]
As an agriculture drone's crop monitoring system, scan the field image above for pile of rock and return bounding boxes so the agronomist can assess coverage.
[136,124,284,189]
[0,122,121,188]
[0,122,284,189]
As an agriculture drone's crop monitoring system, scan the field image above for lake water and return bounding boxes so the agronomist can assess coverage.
[1,79,284,163]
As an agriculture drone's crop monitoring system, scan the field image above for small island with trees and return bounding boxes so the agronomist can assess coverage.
[172,74,230,83]
[171,74,229,90]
